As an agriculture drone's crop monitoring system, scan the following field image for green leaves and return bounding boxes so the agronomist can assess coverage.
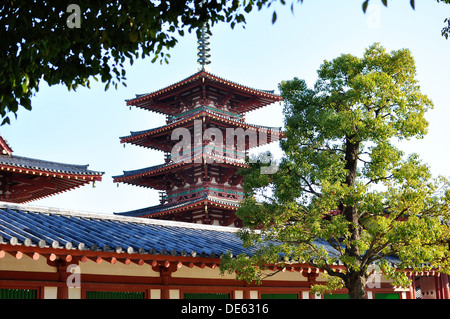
[2,1,449,124]
[0,0,258,124]
[362,0,414,13]
[221,42,450,298]
[362,0,370,13]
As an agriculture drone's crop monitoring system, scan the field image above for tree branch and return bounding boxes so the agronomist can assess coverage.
[365,174,394,186]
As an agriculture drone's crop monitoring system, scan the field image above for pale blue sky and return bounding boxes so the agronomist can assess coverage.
[3,1,450,214]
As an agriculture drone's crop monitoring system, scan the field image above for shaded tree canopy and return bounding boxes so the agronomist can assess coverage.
[1,0,449,125]
[0,0,250,124]
[220,43,450,299]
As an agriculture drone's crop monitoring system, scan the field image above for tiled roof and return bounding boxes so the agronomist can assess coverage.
[0,136,12,156]
[0,135,103,203]
[125,70,282,106]
[113,161,170,179]
[125,70,283,115]
[115,196,208,217]
[114,194,239,218]
[0,154,103,177]
[112,154,247,185]
[0,202,401,267]
[0,202,248,258]
[120,107,283,144]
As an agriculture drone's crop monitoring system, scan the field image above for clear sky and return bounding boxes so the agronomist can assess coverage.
[3,1,450,214]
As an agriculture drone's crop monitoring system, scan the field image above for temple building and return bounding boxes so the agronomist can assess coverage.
[0,26,448,300]
[0,200,428,300]
[112,70,283,226]
[112,25,283,226]
[0,135,102,203]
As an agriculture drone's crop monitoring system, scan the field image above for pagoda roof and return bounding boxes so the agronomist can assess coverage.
[0,149,103,203]
[114,194,239,219]
[112,153,247,188]
[120,107,284,151]
[125,70,283,115]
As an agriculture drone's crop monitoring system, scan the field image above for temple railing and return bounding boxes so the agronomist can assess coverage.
[168,145,247,165]
[167,105,244,124]
[164,184,244,204]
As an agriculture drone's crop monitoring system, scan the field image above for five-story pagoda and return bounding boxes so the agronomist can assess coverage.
[113,26,283,226]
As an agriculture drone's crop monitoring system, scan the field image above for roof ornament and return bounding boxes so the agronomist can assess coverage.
[197,23,211,70]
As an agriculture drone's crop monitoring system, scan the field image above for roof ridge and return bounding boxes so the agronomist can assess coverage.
[120,109,283,142]
[126,70,282,106]
[114,153,247,179]
[0,201,241,233]
[7,154,89,170]
[0,135,13,155]
[0,154,104,175]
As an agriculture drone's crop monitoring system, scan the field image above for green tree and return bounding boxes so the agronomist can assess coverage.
[0,0,251,125]
[220,43,450,299]
[2,1,448,125]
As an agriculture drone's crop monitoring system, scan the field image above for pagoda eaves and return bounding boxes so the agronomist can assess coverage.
[120,107,284,152]
[116,194,240,226]
[113,152,247,189]
[125,70,283,115]
[115,68,283,225]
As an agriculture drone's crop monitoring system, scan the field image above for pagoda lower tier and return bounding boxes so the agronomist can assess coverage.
[115,194,241,226]
[113,152,246,204]
[114,70,283,226]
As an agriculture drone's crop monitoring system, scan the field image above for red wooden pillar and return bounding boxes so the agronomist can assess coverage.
[161,283,170,298]
[155,262,177,299]
[445,275,450,299]
[440,274,450,299]
[57,260,69,299]
[407,274,416,299]
[442,274,450,299]
[435,274,442,299]
[242,281,251,299]
[158,271,170,299]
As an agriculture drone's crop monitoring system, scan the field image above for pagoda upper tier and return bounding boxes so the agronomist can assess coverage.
[125,70,283,116]
[119,106,283,152]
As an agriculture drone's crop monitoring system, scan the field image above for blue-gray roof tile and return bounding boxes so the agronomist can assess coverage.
[0,154,104,176]
[0,202,249,257]
[0,202,400,266]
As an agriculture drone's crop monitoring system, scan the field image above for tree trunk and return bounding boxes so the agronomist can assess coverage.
[346,272,367,299]
[342,137,367,299]
[344,136,359,187]
[342,137,362,254]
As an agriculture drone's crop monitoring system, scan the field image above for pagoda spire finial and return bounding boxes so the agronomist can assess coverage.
[197,23,211,71]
